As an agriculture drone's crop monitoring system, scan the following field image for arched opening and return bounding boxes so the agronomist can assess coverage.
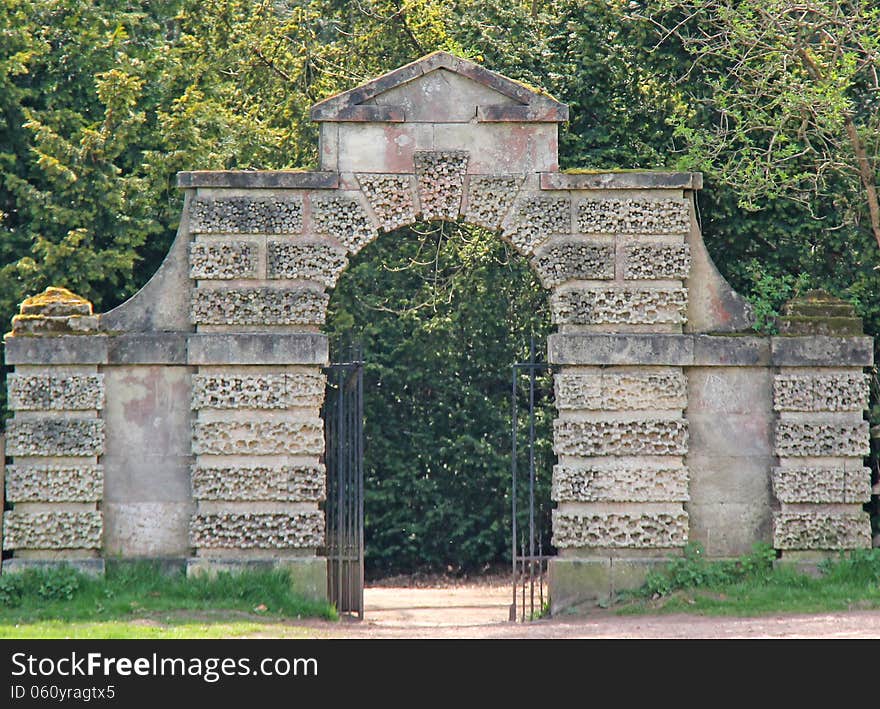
[323,218,555,617]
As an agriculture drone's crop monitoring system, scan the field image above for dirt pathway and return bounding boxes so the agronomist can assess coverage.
[304,582,880,639]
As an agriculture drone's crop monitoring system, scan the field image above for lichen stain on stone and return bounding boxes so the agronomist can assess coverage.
[20,286,93,316]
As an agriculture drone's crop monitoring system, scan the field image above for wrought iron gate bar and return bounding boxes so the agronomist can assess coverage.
[324,344,365,619]
[510,338,556,622]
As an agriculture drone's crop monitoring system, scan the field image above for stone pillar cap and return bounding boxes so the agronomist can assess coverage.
[8,287,98,337]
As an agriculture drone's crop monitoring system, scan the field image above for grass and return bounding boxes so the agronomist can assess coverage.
[0,562,337,638]
[615,543,880,616]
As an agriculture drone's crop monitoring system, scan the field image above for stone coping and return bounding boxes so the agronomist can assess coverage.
[540,172,703,191]
[6,332,871,367]
[4,333,329,366]
[176,170,702,191]
[177,171,339,190]
[548,333,873,367]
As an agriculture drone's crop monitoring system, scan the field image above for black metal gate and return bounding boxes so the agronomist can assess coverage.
[510,339,555,622]
[323,346,365,619]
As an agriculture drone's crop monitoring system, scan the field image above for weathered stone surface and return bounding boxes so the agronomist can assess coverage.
[192,464,326,502]
[187,333,329,365]
[774,420,870,457]
[776,290,863,336]
[4,336,109,365]
[773,510,871,550]
[190,241,259,280]
[623,244,690,280]
[541,171,702,191]
[555,370,686,411]
[178,170,338,190]
[191,288,328,326]
[8,374,103,411]
[267,240,348,285]
[5,464,103,502]
[6,419,104,457]
[552,510,688,548]
[506,196,570,254]
[2,511,102,550]
[11,314,99,336]
[548,333,694,366]
[311,195,377,252]
[773,372,869,412]
[770,336,873,367]
[772,467,872,504]
[190,512,324,549]
[192,372,325,409]
[531,240,614,286]
[552,463,688,502]
[414,151,468,221]
[103,501,193,557]
[356,174,416,231]
[550,287,688,325]
[553,418,688,456]
[464,175,521,230]
[19,287,93,316]
[577,198,690,234]
[107,333,187,365]
[189,196,302,234]
[193,419,324,455]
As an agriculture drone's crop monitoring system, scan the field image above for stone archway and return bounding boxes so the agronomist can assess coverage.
[3,52,873,611]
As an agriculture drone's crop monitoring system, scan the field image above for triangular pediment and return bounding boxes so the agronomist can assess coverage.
[310,51,568,123]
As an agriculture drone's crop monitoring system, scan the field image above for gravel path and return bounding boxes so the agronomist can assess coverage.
[303,583,880,639]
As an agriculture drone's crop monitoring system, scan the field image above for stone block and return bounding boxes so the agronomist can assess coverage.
[311,194,377,253]
[432,123,559,173]
[552,509,688,548]
[686,502,771,557]
[464,175,522,230]
[356,174,417,231]
[107,333,188,365]
[193,419,324,456]
[414,150,468,221]
[1,558,105,576]
[2,511,102,550]
[548,558,612,610]
[4,335,109,365]
[770,336,873,367]
[555,369,686,411]
[189,196,303,234]
[189,241,259,280]
[192,464,326,502]
[187,333,329,365]
[550,287,688,326]
[267,240,348,286]
[505,196,570,254]
[547,333,693,366]
[540,171,702,191]
[190,511,324,549]
[773,372,869,412]
[774,420,869,457]
[6,418,104,457]
[185,557,328,602]
[772,466,872,504]
[7,374,103,411]
[192,371,325,410]
[552,463,688,503]
[692,336,771,366]
[191,287,329,326]
[103,502,193,557]
[177,170,338,190]
[773,510,871,550]
[531,239,615,287]
[553,418,688,457]
[5,464,103,503]
[623,244,690,280]
[577,197,690,235]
